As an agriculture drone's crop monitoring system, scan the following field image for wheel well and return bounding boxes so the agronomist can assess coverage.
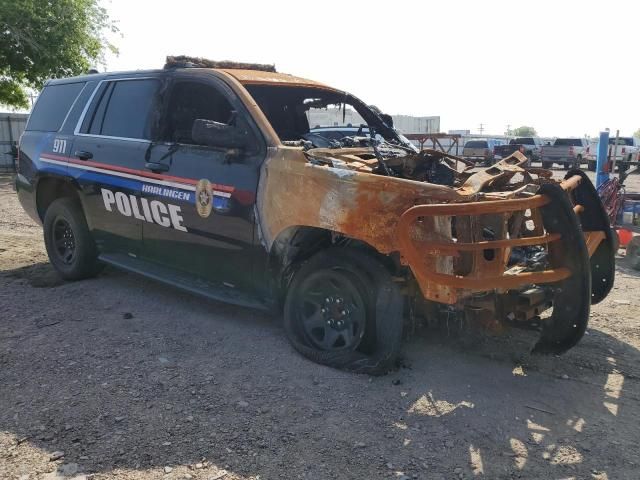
[36,177,81,220]
[268,226,397,303]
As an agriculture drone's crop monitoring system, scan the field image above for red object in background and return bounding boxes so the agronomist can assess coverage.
[617,228,633,247]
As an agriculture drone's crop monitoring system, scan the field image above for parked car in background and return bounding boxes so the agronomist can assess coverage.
[494,137,544,164]
[540,138,588,169]
[585,137,640,171]
[462,139,506,165]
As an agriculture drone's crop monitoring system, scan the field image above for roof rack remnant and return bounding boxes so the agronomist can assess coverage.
[164,55,277,72]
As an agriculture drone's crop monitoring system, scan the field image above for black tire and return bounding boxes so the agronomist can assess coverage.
[627,236,640,270]
[542,161,552,169]
[587,160,596,171]
[283,248,403,375]
[43,197,103,280]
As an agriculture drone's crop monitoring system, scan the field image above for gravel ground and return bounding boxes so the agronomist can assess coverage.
[1,171,639,480]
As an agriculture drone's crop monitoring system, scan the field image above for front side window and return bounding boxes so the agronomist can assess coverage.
[163,81,233,145]
[82,79,160,140]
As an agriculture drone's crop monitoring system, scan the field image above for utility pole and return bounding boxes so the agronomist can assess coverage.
[506,124,511,136]
[478,123,485,135]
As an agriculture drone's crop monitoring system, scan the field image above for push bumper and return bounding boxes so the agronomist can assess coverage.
[397,171,615,354]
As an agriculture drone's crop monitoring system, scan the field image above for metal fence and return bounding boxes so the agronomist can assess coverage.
[0,113,29,172]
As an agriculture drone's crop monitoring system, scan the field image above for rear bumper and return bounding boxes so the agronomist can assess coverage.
[540,156,580,163]
[397,171,614,353]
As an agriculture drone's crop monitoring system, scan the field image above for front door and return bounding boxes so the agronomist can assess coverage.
[141,74,266,293]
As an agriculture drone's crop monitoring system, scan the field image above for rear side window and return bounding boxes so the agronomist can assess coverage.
[609,137,633,146]
[554,138,582,146]
[82,79,160,140]
[27,82,85,132]
[465,140,488,148]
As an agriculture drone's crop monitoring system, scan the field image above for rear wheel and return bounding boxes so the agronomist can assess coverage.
[283,248,403,375]
[542,161,552,169]
[43,198,103,280]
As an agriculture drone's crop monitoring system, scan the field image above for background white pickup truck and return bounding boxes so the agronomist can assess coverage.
[585,137,640,171]
[540,138,588,169]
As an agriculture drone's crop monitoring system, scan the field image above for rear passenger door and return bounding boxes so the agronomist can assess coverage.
[71,76,164,255]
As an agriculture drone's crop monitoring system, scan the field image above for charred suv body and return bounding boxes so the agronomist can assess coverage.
[15,57,615,373]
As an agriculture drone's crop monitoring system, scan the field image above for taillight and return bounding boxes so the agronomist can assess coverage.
[569,146,574,156]
[622,147,626,154]
[484,148,490,157]
[540,147,544,154]
[492,147,496,155]
[586,146,590,154]
[519,146,525,153]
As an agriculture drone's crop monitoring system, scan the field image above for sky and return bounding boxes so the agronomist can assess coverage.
[101,0,638,137]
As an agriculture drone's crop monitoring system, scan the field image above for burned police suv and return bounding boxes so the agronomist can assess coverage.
[16,56,615,374]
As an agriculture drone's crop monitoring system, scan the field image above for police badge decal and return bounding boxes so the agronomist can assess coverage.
[195,179,213,218]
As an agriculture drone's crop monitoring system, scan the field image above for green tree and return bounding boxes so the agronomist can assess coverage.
[0,0,118,109]
[512,126,537,137]
[634,128,640,138]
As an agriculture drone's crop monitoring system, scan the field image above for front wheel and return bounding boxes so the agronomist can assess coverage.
[283,248,403,375]
[43,197,104,280]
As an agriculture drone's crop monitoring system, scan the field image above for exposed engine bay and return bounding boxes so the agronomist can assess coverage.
[303,137,556,198]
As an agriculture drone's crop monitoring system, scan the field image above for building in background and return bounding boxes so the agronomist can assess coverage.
[307,107,440,135]
[391,115,440,135]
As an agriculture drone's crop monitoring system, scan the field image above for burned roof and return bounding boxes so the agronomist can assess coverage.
[220,69,335,91]
[165,55,336,91]
[165,55,276,72]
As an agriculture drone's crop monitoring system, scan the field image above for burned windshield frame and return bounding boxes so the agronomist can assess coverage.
[243,84,409,148]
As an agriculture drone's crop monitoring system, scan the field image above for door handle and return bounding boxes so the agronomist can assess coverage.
[74,150,93,160]
[145,161,170,173]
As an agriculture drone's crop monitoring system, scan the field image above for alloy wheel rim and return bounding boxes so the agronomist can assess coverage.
[52,218,76,265]
[297,270,366,351]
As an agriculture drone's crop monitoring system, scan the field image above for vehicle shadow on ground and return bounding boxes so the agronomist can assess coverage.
[616,253,640,278]
[0,263,638,479]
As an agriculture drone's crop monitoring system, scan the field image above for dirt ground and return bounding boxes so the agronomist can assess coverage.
[1,171,639,480]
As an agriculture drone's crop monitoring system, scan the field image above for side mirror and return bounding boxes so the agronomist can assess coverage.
[191,118,249,149]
